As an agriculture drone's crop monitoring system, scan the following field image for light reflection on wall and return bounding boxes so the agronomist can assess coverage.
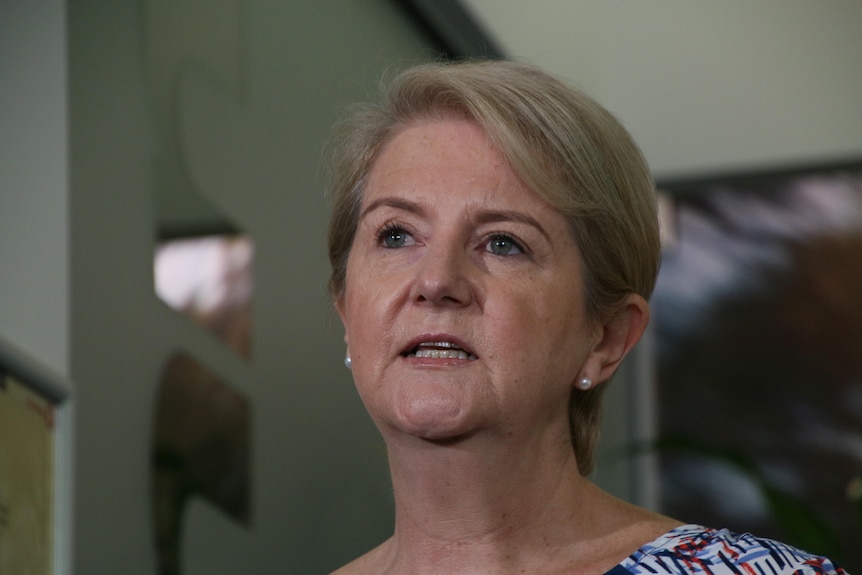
[154,234,253,358]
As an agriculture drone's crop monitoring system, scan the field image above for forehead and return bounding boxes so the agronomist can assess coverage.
[376,118,503,169]
[365,118,529,207]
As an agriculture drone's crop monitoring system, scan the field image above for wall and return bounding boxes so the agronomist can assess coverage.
[0,0,68,375]
[461,0,862,178]
[68,2,442,573]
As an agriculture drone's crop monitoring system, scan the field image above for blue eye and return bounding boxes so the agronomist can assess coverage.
[379,225,413,249]
[486,234,523,256]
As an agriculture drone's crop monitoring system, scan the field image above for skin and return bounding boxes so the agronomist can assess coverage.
[334,118,679,575]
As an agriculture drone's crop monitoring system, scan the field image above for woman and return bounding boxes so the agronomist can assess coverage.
[325,60,846,575]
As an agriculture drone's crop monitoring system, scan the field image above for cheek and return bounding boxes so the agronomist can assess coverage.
[344,290,374,341]
[495,284,589,364]
[342,276,394,352]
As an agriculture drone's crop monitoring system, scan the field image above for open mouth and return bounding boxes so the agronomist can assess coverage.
[403,341,478,361]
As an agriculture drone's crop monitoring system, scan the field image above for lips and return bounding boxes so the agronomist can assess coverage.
[402,337,478,361]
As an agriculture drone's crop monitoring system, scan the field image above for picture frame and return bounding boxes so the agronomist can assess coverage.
[0,334,73,575]
[652,158,862,570]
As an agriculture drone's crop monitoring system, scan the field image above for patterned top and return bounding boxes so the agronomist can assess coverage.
[605,525,848,575]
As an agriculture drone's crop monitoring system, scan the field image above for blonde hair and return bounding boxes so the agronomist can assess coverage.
[325,60,660,475]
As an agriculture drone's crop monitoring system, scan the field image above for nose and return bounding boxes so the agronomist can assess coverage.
[411,239,473,307]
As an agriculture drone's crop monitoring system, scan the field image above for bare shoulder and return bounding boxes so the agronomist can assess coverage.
[627,509,685,545]
[602,486,683,542]
[575,482,684,572]
[329,540,392,575]
[329,560,364,575]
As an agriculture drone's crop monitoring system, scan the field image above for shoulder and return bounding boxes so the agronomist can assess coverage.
[611,525,847,575]
[328,540,392,575]
[329,555,374,575]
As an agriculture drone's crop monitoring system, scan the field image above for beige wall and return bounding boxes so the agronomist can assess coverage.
[0,0,68,374]
[463,0,862,177]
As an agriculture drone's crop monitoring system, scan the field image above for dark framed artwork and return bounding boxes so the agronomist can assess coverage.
[653,159,862,571]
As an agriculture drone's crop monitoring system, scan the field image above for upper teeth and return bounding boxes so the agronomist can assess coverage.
[412,341,474,360]
[418,342,459,349]
[415,349,470,359]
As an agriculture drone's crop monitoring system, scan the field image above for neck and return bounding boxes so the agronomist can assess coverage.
[378,428,601,574]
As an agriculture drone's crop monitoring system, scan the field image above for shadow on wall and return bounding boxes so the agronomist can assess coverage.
[151,352,250,575]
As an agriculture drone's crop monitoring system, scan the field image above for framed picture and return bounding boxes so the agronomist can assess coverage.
[652,158,862,571]
[0,335,72,575]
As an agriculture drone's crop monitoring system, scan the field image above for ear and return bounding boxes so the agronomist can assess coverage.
[584,294,650,384]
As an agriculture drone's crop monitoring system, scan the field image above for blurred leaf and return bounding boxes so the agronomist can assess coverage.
[760,484,843,562]
[645,434,847,562]
[652,434,759,475]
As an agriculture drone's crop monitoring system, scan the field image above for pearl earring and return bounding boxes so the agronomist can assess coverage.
[344,354,352,370]
[577,377,592,390]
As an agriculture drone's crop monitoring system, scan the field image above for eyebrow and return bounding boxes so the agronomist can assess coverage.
[360,196,551,242]
[360,197,425,220]
[474,210,551,243]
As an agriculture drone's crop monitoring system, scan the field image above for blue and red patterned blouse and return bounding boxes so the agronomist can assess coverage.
[605,525,848,575]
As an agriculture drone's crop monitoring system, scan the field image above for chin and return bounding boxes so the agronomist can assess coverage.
[388,395,475,441]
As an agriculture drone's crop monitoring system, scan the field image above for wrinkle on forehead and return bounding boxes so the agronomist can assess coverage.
[365,119,532,210]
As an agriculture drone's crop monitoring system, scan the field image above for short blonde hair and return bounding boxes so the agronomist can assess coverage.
[325,60,660,475]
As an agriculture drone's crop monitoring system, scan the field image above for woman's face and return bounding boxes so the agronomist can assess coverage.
[337,118,603,444]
